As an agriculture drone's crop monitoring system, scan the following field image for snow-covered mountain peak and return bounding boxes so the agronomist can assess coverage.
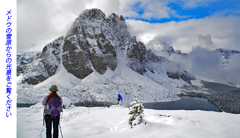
[17,8,197,105]
[18,9,195,85]
[80,8,106,22]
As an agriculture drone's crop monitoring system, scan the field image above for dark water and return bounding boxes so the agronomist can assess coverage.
[17,103,35,108]
[143,96,220,112]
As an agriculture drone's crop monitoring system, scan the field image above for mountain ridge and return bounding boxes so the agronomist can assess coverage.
[17,8,194,85]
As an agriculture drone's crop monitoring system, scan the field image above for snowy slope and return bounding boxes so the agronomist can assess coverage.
[17,65,81,103]
[34,64,81,88]
[17,59,187,105]
[17,103,240,138]
[71,61,181,106]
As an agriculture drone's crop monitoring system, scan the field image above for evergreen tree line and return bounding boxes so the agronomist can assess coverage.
[207,89,240,114]
[74,100,114,107]
[181,81,240,114]
[179,89,240,114]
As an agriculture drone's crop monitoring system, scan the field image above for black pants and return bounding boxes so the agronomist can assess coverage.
[44,114,60,138]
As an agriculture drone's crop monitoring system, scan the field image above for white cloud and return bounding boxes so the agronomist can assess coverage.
[138,0,173,19]
[198,34,214,49]
[186,47,222,78]
[146,35,174,52]
[224,54,240,85]
[180,0,216,9]
[126,15,240,53]
[140,34,156,44]
[86,0,121,16]
[17,0,91,51]
[169,46,240,85]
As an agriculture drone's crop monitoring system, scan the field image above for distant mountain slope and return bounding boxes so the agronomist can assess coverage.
[201,80,239,92]
[17,51,40,66]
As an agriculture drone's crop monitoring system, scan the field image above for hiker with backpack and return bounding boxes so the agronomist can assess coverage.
[117,93,123,105]
[42,84,63,138]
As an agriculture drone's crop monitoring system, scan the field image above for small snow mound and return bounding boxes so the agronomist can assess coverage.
[191,79,203,87]
[34,64,80,88]
[110,120,131,130]
[145,114,173,125]
[62,97,74,109]
[103,66,117,78]
[109,105,125,109]
[81,71,109,84]
[29,102,44,110]
[17,74,24,84]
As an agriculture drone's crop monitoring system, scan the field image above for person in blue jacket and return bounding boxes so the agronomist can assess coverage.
[117,94,123,105]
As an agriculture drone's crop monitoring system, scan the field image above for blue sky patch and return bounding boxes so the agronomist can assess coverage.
[126,0,240,23]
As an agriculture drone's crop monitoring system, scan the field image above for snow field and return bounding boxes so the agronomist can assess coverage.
[17,102,240,138]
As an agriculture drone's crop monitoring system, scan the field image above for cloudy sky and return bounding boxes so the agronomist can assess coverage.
[17,0,240,53]
[16,0,240,85]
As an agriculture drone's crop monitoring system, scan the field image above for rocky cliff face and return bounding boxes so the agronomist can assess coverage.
[17,9,194,84]
[61,9,132,79]
[17,36,64,84]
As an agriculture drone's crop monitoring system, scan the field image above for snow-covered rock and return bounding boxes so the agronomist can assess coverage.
[17,36,64,84]
[62,97,74,109]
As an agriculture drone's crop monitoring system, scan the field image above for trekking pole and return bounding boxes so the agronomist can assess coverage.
[43,110,44,126]
[59,122,63,138]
